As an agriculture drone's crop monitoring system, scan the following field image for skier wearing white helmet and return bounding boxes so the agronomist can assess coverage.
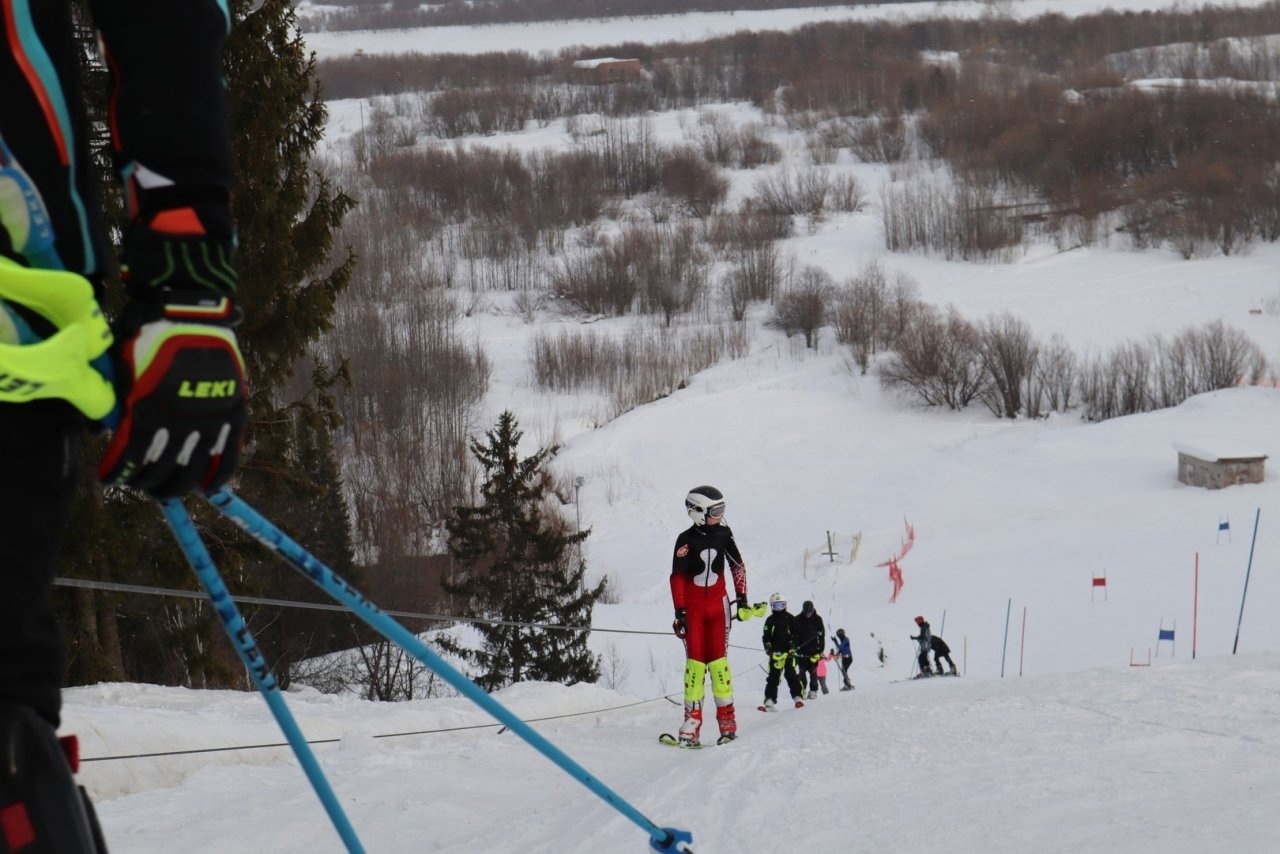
[669,485,763,746]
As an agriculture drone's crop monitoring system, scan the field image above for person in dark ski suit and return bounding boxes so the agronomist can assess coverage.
[832,628,854,690]
[671,485,757,746]
[911,616,934,676]
[793,600,825,699]
[931,634,958,676]
[1,1,248,849]
[760,593,805,710]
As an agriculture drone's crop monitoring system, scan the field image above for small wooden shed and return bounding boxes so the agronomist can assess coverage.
[570,57,644,84]
[1174,443,1267,489]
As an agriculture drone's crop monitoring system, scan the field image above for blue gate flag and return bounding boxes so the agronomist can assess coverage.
[1158,628,1175,641]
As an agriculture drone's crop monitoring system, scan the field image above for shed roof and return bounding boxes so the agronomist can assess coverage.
[571,57,638,69]
[1173,442,1268,462]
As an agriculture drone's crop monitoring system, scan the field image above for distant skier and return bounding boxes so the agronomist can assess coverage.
[760,593,805,711]
[794,600,826,699]
[911,616,933,677]
[832,628,854,690]
[815,653,830,695]
[670,486,754,746]
[931,634,958,676]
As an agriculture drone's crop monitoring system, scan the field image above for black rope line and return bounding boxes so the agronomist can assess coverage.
[54,577,665,636]
[55,577,770,649]
[78,660,775,762]
[80,691,684,761]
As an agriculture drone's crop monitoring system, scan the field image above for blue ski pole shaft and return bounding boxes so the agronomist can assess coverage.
[204,488,692,852]
[159,499,366,854]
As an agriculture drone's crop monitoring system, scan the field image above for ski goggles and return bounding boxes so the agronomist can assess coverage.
[770,600,787,612]
[706,503,725,519]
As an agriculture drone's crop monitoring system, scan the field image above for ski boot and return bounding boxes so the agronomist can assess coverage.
[715,704,737,744]
[677,706,702,748]
[806,690,817,700]
[0,702,106,853]
[949,664,958,676]
[758,699,776,712]
[794,698,805,709]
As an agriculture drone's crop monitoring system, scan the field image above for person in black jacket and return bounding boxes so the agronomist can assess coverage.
[760,593,805,710]
[931,634,958,676]
[2,1,247,849]
[910,616,934,677]
[793,600,825,699]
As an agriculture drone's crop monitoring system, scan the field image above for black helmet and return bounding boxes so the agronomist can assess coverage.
[802,600,814,613]
[685,485,726,525]
[836,628,846,637]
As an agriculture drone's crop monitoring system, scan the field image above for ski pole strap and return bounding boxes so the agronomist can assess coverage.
[204,487,693,852]
[158,498,366,854]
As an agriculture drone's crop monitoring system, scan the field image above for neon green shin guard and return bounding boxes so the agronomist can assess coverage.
[708,658,733,703]
[682,659,707,704]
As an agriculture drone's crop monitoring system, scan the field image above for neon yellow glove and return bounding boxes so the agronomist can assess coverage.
[0,257,114,419]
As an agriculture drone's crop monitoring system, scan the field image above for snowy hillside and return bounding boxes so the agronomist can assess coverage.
[79,653,1280,852]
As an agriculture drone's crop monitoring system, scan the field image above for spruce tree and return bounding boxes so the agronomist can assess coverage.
[443,412,604,691]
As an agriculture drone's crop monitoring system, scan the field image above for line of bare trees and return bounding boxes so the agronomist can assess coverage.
[755,258,1270,420]
[530,321,751,419]
[878,308,1268,421]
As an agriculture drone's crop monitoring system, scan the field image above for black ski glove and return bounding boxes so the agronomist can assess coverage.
[673,608,688,639]
[100,200,247,499]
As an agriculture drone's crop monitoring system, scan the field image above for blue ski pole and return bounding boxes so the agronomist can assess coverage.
[159,498,365,853]
[203,487,694,853]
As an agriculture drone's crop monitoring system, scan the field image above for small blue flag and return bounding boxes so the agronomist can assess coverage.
[1158,628,1175,641]
[1218,520,1230,531]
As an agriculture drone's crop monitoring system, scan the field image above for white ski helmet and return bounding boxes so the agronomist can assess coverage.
[685,485,726,525]
[769,592,787,612]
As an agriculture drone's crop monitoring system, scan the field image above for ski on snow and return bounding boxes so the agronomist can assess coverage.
[659,733,736,748]
[757,701,804,712]
[891,673,961,684]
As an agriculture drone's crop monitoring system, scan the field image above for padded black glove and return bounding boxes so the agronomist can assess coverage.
[99,201,246,500]
[673,608,688,639]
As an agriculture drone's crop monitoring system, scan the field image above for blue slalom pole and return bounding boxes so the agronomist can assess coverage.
[159,499,365,853]
[1000,598,1011,678]
[1232,507,1262,654]
[204,488,694,853]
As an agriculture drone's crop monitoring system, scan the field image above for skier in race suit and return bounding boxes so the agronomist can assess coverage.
[670,485,760,746]
[1,0,247,849]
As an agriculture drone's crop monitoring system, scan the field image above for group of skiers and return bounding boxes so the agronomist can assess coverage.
[669,485,953,747]
[759,596,857,709]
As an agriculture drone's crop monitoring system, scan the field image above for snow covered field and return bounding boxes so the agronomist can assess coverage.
[69,1,1280,851]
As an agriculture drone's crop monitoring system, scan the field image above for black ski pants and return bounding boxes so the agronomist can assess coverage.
[797,652,821,693]
[763,655,804,703]
[837,653,852,687]
[0,414,78,727]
